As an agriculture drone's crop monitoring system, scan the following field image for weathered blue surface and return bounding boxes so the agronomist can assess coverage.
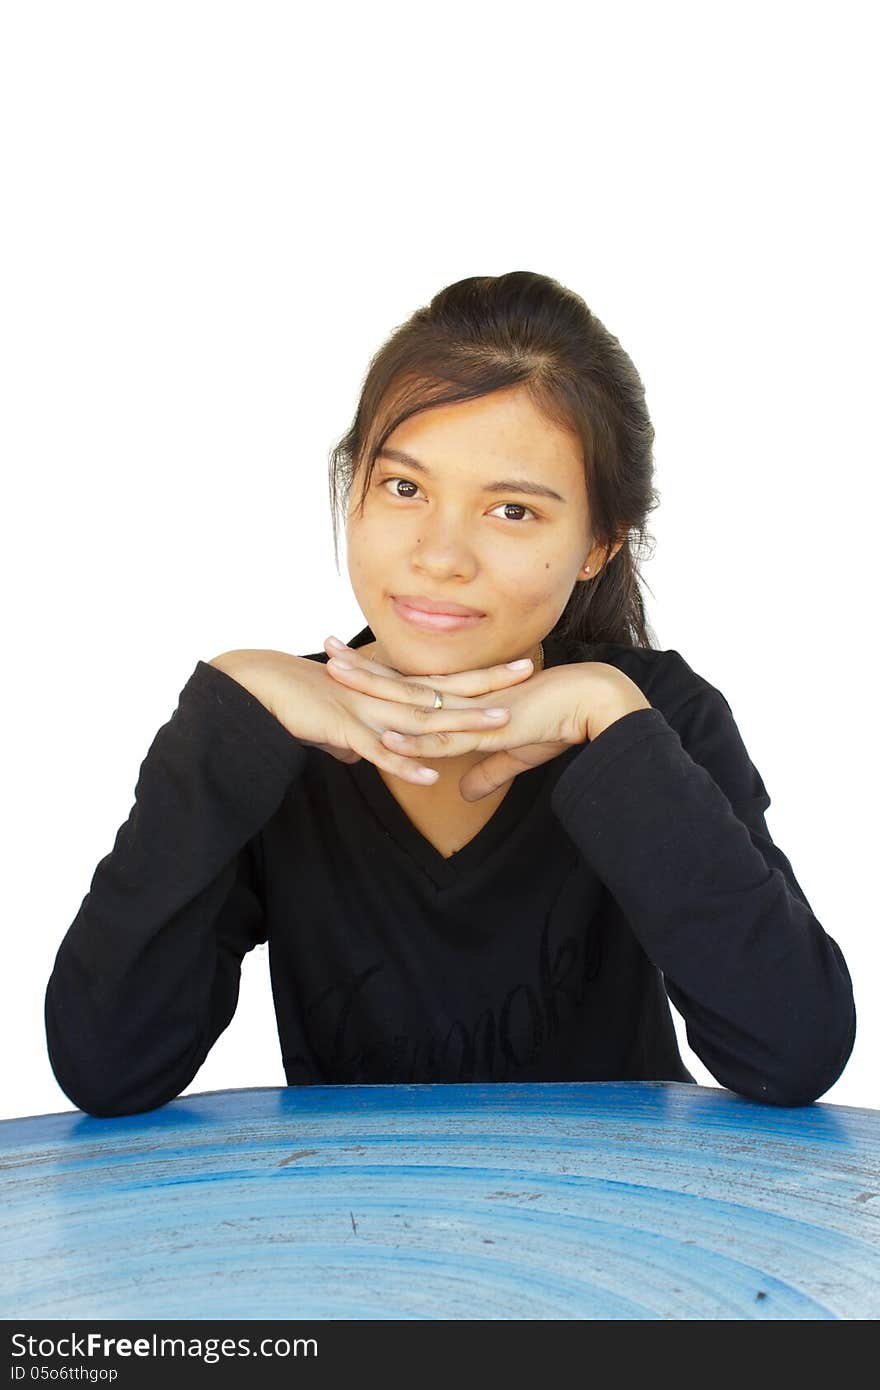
[2,1082,878,1320]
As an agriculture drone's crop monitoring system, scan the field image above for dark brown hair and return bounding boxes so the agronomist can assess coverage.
[328,271,661,650]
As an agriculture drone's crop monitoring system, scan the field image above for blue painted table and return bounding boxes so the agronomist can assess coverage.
[2,1082,878,1320]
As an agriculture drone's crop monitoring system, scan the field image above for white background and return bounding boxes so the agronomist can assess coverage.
[1,0,876,1120]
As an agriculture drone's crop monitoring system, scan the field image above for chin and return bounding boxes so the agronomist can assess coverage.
[376,638,462,678]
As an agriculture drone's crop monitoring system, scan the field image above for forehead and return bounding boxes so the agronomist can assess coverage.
[385,386,584,475]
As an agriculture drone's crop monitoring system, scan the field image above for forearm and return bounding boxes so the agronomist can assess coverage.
[552,708,855,1104]
[45,661,308,1116]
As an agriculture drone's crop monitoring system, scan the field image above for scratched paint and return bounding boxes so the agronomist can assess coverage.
[1,1082,878,1319]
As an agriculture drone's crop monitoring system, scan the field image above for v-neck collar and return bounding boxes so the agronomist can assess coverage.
[344,625,575,891]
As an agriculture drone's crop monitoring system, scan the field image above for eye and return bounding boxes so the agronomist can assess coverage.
[381,477,421,500]
[488,501,538,523]
[379,477,538,523]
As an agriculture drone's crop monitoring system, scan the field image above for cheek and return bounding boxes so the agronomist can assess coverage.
[346,518,393,589]
[503,546,557,590]
[350,504,412,554]
[500,551,576,618]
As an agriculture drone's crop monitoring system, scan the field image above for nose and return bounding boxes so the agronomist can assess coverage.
[408,511,479,579]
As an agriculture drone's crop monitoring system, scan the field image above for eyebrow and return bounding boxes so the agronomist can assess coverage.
[376,447,567,504]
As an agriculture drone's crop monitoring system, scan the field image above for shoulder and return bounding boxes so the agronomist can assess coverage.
[549,636,718,722]
[551,637,769,811]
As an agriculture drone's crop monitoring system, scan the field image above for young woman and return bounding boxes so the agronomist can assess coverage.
[44,271,856,1117]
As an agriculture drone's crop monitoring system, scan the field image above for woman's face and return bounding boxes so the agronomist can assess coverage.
[345,384,603,676]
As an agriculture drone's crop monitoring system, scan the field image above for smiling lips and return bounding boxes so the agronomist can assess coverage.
[394,593,484,616]
[392,597,485,633]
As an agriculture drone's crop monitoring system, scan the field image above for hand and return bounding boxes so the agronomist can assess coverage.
[322,637,652,801]
[208,642,535,788]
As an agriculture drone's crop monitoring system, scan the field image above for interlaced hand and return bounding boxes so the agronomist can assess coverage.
[321,636,650,801]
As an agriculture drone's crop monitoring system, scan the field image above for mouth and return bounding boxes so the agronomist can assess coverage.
[393,593,484,617]
[391,597,485,633]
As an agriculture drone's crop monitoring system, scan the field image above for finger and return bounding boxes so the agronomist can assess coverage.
[332,684,512,756]
[379,722,509,760]
[323,637,400,678]
[323,637,536,697]
[458,750,529,801]
[401,659,535,698]
[375,699,511,740]
[459,742,570,798]
[347,732,439,786]
[326,657,448,708]
[327,658,514,723]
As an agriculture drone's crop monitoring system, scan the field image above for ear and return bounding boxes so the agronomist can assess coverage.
[607,536,626,564]
[581,536,626,576]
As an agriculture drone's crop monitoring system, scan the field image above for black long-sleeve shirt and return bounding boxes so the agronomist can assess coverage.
[44,626,856,1116]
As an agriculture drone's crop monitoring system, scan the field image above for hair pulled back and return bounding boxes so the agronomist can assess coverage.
[328,271,660,649]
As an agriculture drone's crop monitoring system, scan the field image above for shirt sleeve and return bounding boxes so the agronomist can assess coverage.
[549,668,856,1106]
[44,660,309,1118]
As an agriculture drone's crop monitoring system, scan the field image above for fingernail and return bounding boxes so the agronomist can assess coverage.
[414,768,439,782]
[327,636,347,649]
[329,657,353,669]
[506,659,532,670]
[484,708,509,718]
